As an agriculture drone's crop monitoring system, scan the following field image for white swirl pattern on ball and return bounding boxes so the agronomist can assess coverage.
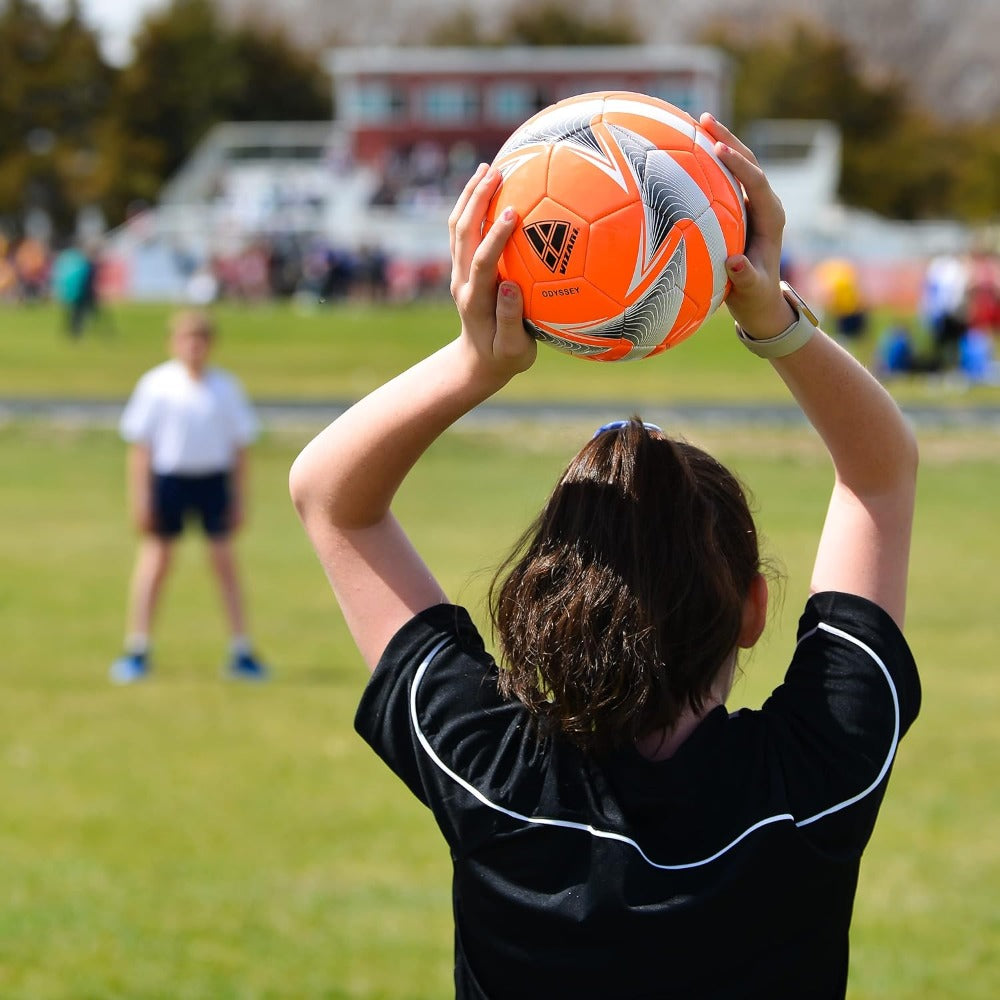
[536,241,687,361]
[493,98,606,162]
[527,326,611,357]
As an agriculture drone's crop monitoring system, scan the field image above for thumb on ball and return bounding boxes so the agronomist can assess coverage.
[496,281,522,325]
[494,281,532,361]
[725,254,755,288]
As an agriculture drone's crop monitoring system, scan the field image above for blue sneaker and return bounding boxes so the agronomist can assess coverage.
[226,651,268,681]
[110,652,149,685]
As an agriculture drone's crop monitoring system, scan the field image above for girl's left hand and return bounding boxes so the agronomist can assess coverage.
[699,114,793,340]
[449,164,536,382]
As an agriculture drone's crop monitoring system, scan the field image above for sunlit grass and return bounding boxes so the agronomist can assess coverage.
[1,295,997,996]
[0,417,997,996]
[3,299,999,409]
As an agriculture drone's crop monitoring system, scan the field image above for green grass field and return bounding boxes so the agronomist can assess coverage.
[0,301,998,997]
[4,299,1000,408]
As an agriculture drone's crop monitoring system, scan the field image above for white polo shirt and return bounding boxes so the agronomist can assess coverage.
[120,360,259,475]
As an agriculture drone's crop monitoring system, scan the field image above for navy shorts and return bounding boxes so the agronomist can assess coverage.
[152,471,231,539]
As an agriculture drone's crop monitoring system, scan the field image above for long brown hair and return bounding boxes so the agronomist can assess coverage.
[489,418,762,754]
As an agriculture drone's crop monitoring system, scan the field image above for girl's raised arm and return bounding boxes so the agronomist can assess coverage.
[288,165,535,670]
[702,114,917,628]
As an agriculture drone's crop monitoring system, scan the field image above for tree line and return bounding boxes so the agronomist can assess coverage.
[1,0,997,239]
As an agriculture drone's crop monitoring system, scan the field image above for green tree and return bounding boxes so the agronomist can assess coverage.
[951,120,1000,222]
[502,3,640,46]
[711,23,908,138]
[844,112,959,220]
[109,0,244,210]
[104,0,330,225]
[425,9,487,47]
[226,27,331,123]
[703,19,999,221]
[426,0,640,47]
[0,0,116,234]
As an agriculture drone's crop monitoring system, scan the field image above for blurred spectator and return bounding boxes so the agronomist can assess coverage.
[320,247,356,301]
[110,309,269,685]
[52,241,99,337]
[966,249,1000,335]
[813,257,868,342]
[267,235,303,299]
[186,261,220,306]
[354,244,389,302]
[959,328,1000,385]
[367,140,490,211]
[411,140,446,186]
[922,252,970,370]
[13,236,50,301]
[236,242,271,301]
[874,321,941,378]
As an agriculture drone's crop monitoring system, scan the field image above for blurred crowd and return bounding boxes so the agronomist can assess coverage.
[800,249,1000,386]
[0,230,452,321]
[0,232,106,336]
[0,233,50,303]
[367,139,486,211]
[875,249,1000,385]
[4,222,999,389]
[181,235,451,306]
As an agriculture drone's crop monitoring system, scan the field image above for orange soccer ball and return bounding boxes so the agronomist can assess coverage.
[486,91,746,362]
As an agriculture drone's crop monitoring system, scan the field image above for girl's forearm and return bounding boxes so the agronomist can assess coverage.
[290,338,508,530]
[771,332,918,497]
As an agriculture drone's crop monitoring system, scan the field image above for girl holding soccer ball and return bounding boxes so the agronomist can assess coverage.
[290,116,919,998]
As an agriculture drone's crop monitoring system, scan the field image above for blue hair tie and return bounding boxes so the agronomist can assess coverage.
[592,419,663,439]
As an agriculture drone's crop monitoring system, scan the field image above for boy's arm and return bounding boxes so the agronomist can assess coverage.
[703,115,917,629]
[126,443,154,534]
[229,447,248,532]
[289,165,535,670]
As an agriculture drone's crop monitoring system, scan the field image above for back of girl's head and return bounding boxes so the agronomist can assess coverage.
[489,418,761,755]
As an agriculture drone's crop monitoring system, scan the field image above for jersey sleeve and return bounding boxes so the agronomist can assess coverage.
[355,605,541,852]
[759,591,920,848]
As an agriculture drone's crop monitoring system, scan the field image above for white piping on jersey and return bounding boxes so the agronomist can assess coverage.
[792,622,901,827]
[409,619,900,870]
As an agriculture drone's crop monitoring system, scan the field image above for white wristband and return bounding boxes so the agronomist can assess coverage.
[735,281,820,359]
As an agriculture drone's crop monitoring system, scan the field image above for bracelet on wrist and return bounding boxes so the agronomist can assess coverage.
[735,281,820,359]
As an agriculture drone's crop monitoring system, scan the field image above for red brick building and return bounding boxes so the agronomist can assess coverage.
[326,45,732,167]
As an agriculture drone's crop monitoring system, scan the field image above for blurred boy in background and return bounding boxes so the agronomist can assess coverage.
[110,309,269,683]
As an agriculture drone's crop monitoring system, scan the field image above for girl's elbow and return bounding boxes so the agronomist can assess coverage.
[899,422,919,486]
[288,453,317,519]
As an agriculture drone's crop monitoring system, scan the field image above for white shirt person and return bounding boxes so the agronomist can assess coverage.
[111,310,269,684]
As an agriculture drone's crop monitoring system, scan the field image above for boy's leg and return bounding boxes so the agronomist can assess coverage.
[127,535,175,636]
[206,536,247,638]
[111,536,174,683]
[206,537,268,679]
[199,471,267,678]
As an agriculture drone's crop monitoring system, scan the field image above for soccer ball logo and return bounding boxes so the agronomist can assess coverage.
[486,92,747,362]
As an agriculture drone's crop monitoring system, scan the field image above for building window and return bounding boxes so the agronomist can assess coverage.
[419,83,480,123]
[486,83,539,124]
[352,82,407,123]
[646,81,696,115]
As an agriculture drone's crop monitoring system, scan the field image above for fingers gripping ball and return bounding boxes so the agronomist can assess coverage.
[485,92,747,362]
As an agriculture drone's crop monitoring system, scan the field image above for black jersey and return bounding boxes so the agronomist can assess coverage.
[356,592,920,999]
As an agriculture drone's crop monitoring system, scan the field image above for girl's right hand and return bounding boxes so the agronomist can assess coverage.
[448,164,537,384]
